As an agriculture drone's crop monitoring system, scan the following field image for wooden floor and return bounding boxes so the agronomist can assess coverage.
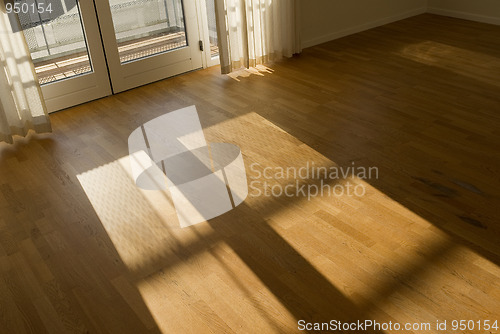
[1,14,500,333]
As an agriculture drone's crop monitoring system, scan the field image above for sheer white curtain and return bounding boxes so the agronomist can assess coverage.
[0,4,51,144]
[214,0,301,74]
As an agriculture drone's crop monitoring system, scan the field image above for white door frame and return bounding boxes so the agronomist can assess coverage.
[196,0,220,68]
[93,0,204,93]
[40,0,218,112]
[41,0,111,112]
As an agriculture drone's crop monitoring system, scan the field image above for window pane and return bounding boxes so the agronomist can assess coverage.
[109,0,187,64]
[19,0,92,85]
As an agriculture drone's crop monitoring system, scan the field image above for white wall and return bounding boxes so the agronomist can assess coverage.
[428,0,500,25]
[300,0,500,49]
[301,0,427,48]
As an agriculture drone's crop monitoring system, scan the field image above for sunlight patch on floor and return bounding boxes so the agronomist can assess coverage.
[77,155,179,271]
[399,41,500,85]
[134,242,297,333]
[76,110,500,332]
[227,65,275,81]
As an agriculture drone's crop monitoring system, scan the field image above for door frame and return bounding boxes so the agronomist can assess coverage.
[41,0,112,113]
[38,0,218,112]
[93,0,204,94]
[196,0,220,68]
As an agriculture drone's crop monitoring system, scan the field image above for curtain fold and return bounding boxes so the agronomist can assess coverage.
[0,3,51,144]
[214,0,301,74]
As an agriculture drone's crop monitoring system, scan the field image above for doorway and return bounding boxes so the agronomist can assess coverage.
[18,0,218,112]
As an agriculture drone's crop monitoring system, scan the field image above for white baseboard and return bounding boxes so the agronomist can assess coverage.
[427,7,500,26]
[301,7,426,49]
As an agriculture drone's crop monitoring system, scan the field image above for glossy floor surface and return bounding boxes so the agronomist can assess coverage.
[1,14,499,334]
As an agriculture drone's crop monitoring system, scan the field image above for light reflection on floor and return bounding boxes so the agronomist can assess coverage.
[77,111,500,333]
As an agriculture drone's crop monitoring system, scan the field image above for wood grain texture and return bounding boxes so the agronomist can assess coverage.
[0,14,499,334]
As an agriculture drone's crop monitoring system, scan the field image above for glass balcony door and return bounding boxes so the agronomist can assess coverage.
[19,0,112,112]
[94,0,203,93]
[19,0,204,111]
